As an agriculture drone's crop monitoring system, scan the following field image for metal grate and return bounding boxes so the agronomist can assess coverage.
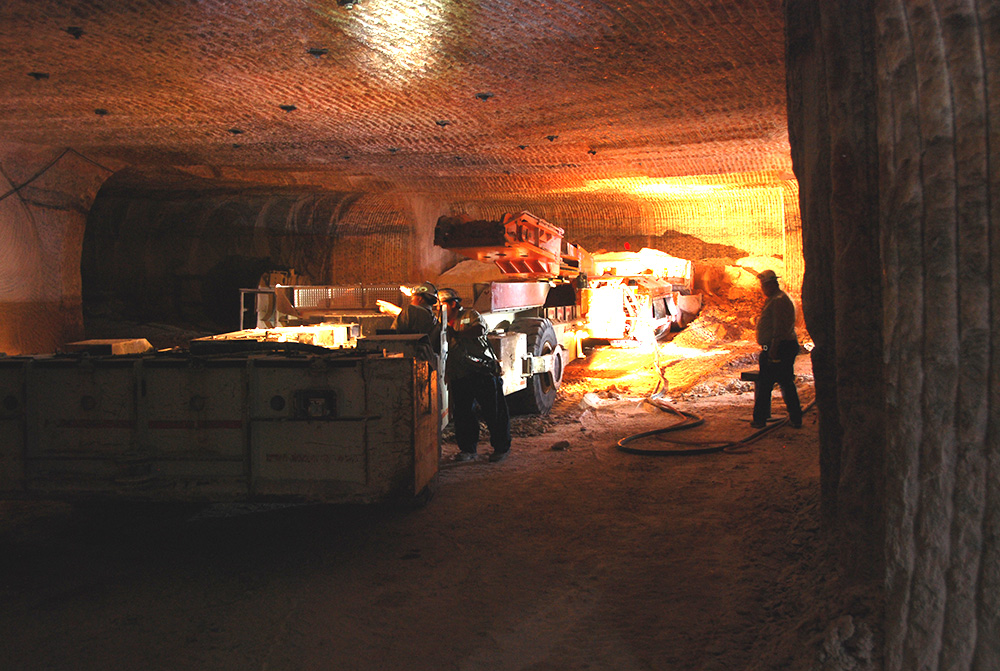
[293,287,333,309]
[291,285,406,311]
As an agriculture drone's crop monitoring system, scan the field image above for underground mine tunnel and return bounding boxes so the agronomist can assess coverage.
[0,2,997,670]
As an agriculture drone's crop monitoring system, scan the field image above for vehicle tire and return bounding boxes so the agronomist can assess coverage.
[508,318,564,415]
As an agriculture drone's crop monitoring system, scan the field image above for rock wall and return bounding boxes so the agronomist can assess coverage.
[0,142,114,354]
[876,2,999,670]
[788,1,1000,669]
[83,176,451,331]
[786,0,885,574]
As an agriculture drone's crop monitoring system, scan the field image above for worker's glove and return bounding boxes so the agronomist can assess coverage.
[468,355,502,377]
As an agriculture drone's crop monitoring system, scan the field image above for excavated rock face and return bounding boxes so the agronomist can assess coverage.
[0,1,801,348]
[786,0,884,571]
[0,1,789,191]
[82,175,450,331]
[0,143,113,353]
[788,1,1000,669]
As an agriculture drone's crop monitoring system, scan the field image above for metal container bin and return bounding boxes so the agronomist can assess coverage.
[249,352,438,503]
[0,357,28,492]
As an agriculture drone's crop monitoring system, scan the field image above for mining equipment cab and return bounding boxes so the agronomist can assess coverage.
[585,249,703,343]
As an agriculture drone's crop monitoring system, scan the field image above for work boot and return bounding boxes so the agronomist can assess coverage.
[454,451,477,462]
[488,450,509,463]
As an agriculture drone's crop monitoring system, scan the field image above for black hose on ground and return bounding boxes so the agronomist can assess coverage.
[615,396,817,456]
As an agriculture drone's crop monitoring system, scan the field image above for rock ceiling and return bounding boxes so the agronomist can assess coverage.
[0,0,791,195]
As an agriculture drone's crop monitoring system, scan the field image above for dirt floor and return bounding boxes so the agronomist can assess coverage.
[0,333,880,671]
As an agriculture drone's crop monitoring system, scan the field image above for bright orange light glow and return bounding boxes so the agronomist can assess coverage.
[553,176,729,197]
[659,343,730,359]
[582,282,630,340]
[633,182,725,196]
[592,249,692,280]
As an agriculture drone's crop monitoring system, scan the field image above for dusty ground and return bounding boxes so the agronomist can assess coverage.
[0,333,879,671]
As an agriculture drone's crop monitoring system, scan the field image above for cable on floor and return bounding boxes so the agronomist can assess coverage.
[615,396,816,456]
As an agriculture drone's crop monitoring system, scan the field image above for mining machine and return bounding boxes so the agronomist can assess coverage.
[432,210,702,404]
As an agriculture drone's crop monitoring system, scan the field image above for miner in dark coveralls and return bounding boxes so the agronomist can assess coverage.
[438,288,511,463]
[386,281,443,357]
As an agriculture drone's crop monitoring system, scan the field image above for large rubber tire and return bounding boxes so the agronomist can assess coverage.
[507,318,564,415]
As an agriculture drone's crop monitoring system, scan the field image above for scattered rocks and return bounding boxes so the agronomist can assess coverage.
[511,413,562,436]
[682,379,756,398]
[816,615,876,671]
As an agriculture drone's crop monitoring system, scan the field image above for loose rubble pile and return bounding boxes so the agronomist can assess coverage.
[671,292,765,348]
